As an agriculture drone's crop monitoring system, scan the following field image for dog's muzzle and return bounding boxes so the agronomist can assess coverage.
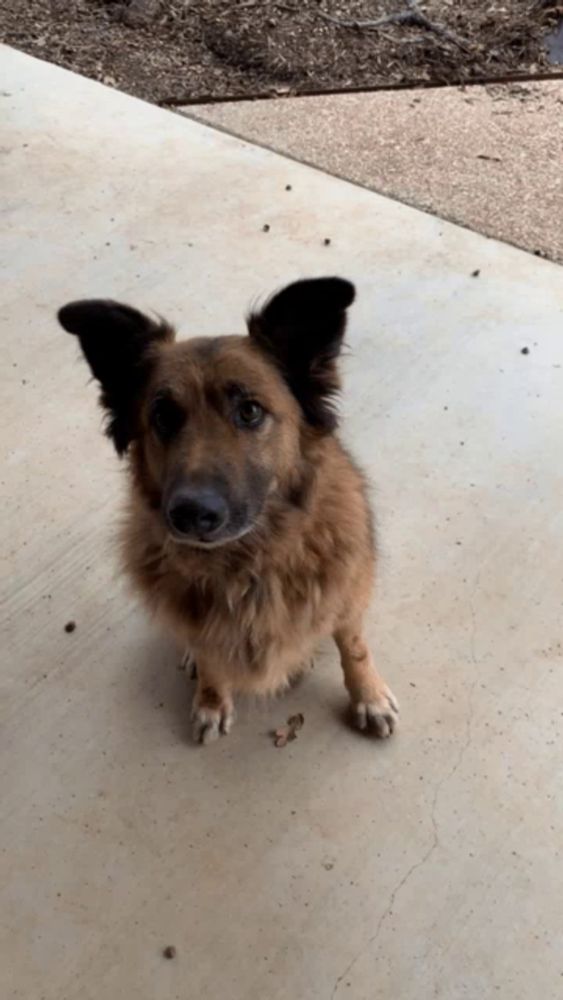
[165,485,229,543]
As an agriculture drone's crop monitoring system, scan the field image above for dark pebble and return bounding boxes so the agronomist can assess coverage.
[323,238,331,245]
[262,224,270,232]
[471,269,480,277]
[521,347,530,355]
[64,621,76,634]
[163,946,177,960]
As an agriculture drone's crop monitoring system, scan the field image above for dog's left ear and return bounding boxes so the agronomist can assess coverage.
[248,277,355,431]
[58,299,174,454]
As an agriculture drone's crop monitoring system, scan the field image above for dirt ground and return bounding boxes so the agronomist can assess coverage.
[1,1,560,105]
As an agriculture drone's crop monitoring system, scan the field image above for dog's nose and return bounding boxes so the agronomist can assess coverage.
[167,488,228,538]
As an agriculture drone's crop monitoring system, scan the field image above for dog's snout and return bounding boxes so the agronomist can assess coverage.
[167,487,228,539]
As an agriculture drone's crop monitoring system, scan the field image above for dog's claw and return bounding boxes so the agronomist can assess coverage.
[194,717,220,745]
[191,703,235,745]
[352,688,399,738]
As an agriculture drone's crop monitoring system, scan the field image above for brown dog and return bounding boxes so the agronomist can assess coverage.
[58,278,398,744]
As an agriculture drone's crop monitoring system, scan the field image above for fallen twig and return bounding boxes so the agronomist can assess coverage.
[319,10,413,29]
[319,1,472,53]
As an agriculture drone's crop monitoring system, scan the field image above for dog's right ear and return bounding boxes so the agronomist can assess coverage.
[247,277,355,432]
[58,299,174,454]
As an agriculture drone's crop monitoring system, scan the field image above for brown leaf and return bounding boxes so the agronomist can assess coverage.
[287,713,305,731]
[272,712,305,747]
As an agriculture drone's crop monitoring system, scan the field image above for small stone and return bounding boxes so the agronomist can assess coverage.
[64,621,76,633]
[521,346,530,355]
[162,945,176,960]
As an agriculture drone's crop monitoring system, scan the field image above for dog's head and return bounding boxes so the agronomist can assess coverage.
[58,278,355,548]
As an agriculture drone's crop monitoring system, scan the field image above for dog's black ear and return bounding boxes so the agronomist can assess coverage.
[248,277,355,431]
[58,299,174,454]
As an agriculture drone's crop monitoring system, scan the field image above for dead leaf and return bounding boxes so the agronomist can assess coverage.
[272,712,305,747]
[287,713,305,731]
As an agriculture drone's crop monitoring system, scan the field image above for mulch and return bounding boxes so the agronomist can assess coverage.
[1,1,560,105]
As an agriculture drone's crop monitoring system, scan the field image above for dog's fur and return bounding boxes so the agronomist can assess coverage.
[58,278,398,743]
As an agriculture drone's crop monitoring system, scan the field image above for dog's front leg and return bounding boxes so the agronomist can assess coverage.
[334,620,399,738]
[191,660,235,745]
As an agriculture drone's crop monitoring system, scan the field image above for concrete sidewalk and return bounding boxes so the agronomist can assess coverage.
[2,46,563,1000]
[188,81,563,264]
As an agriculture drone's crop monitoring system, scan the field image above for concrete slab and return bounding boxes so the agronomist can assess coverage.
[2,45,563,1000]
[187,81,563,264]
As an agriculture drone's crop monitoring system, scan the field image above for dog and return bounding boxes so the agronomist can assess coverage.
[58,277,398,744]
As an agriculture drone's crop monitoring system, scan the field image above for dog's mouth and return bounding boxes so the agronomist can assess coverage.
[165,519,254,549]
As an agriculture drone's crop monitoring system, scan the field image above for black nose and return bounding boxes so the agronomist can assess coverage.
[166,488,228,538]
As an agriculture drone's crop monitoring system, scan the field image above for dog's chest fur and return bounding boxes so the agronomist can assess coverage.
[123,440,373,692]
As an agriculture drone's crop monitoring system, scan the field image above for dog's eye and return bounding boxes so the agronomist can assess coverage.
[150,396,184,441]
[235,399,265,429]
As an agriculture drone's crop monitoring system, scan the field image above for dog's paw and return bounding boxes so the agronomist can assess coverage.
[191,701,235,745]
[351,687,399,739]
